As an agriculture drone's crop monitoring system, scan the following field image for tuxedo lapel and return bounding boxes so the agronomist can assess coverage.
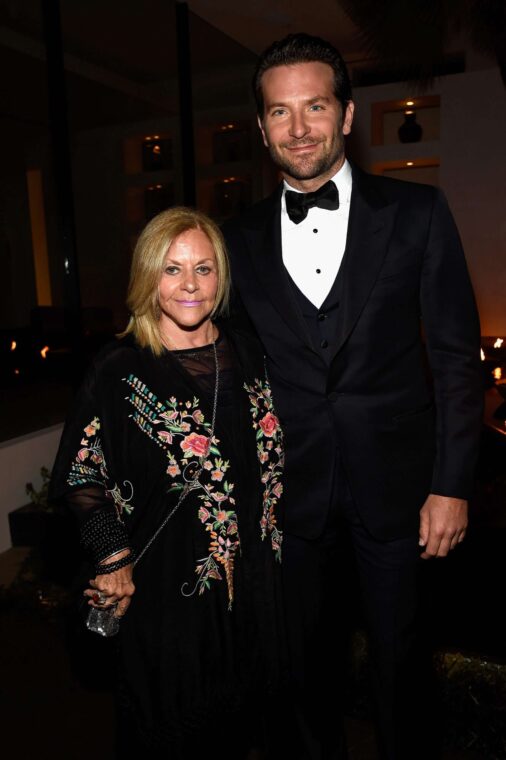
[241,186,317,352]
[331,169,399,360]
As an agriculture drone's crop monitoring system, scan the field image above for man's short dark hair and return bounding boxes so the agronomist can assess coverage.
[253,33,352,117]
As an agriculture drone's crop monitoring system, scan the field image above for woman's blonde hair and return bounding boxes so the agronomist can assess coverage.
[120,206,230,355]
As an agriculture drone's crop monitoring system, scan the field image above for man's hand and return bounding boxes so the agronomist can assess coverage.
[418,494,468,560]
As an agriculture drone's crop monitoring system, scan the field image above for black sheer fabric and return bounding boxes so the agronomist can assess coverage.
[66,485,114,524]
[171,331,234,397]
[50,326,286,755]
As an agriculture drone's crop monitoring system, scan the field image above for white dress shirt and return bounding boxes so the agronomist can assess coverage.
[281,159,352,308]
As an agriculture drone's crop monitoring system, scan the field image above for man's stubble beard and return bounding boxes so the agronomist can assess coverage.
[268,131,345,183]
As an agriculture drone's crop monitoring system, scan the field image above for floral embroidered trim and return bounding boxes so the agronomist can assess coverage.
[67,416,134,517]
[182,481,239,610]
[123,375,239,607]
[244,378,284,560]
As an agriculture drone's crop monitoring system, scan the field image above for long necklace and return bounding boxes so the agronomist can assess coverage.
[135,331,220,565]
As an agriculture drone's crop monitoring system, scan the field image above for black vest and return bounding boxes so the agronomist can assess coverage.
[287,262,346,366]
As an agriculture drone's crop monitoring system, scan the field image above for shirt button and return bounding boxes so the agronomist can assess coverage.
[317,312,327,321]
[328,391,339,402]
[313,228,318,233]
[320,339,328,349]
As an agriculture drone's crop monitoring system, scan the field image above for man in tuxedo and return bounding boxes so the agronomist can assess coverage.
[223,33,483,760]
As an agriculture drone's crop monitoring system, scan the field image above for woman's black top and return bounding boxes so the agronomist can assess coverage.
[50,325,285,751]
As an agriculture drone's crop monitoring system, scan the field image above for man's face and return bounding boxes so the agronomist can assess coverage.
[258,61,354,188]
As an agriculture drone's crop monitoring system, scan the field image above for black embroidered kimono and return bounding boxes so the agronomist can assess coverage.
[50,324,284,755]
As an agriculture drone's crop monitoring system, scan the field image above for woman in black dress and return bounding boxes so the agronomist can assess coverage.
[50,207,284,758]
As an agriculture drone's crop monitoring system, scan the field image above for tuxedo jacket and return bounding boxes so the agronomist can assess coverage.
[222,165,483,541]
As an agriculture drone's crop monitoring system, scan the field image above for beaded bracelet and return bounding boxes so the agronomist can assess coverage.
[95,552,136,575]
[81,508,131,566]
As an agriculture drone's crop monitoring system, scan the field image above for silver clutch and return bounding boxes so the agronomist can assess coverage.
[86,604,120,637]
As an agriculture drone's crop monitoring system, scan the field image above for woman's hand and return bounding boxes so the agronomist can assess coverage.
[84,549,135,618]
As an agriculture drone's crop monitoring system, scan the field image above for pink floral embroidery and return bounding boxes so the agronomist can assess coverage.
[272,481,283,499]
[67,416,133,517]
[83,419,100,437]
[259,412,279,437]
[244,377,284,561]
[123,378,239,607]
[180,432,210,457]
[77,448,89,462]
[198,507,210,523]
[185,484,239,609]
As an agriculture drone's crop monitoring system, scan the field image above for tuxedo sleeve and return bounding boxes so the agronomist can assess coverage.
[222,223,261,339]
[420,189,483,499]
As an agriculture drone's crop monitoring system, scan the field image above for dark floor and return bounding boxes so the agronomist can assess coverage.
[0,599,485,760]
[0,546,502,760]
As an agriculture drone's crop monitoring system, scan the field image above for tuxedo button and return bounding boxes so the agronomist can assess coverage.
[317,312,327,321]
[320,339,328,349]
[328,391,339,402]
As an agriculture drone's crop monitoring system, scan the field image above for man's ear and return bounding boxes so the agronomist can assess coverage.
[342,101,354,136]
[257,114,269,148]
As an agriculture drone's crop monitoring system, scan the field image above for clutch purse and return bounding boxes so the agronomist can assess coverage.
[86,603,120,637]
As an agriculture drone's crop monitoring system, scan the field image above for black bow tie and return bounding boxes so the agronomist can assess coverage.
[285,180,340,224]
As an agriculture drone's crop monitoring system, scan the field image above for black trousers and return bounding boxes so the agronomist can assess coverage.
[276,469,439,760]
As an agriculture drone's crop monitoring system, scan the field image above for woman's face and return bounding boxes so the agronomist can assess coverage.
[158,228,219,336]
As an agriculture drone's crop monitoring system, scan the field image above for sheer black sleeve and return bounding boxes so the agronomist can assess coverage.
[66,487,131,564]
[50,357,133,566]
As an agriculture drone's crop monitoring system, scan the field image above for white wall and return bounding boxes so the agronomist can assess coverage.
[0,424,63,552]
[351,67,506,336]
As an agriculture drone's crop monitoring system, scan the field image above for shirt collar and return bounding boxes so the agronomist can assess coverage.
[282,158,352,203]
